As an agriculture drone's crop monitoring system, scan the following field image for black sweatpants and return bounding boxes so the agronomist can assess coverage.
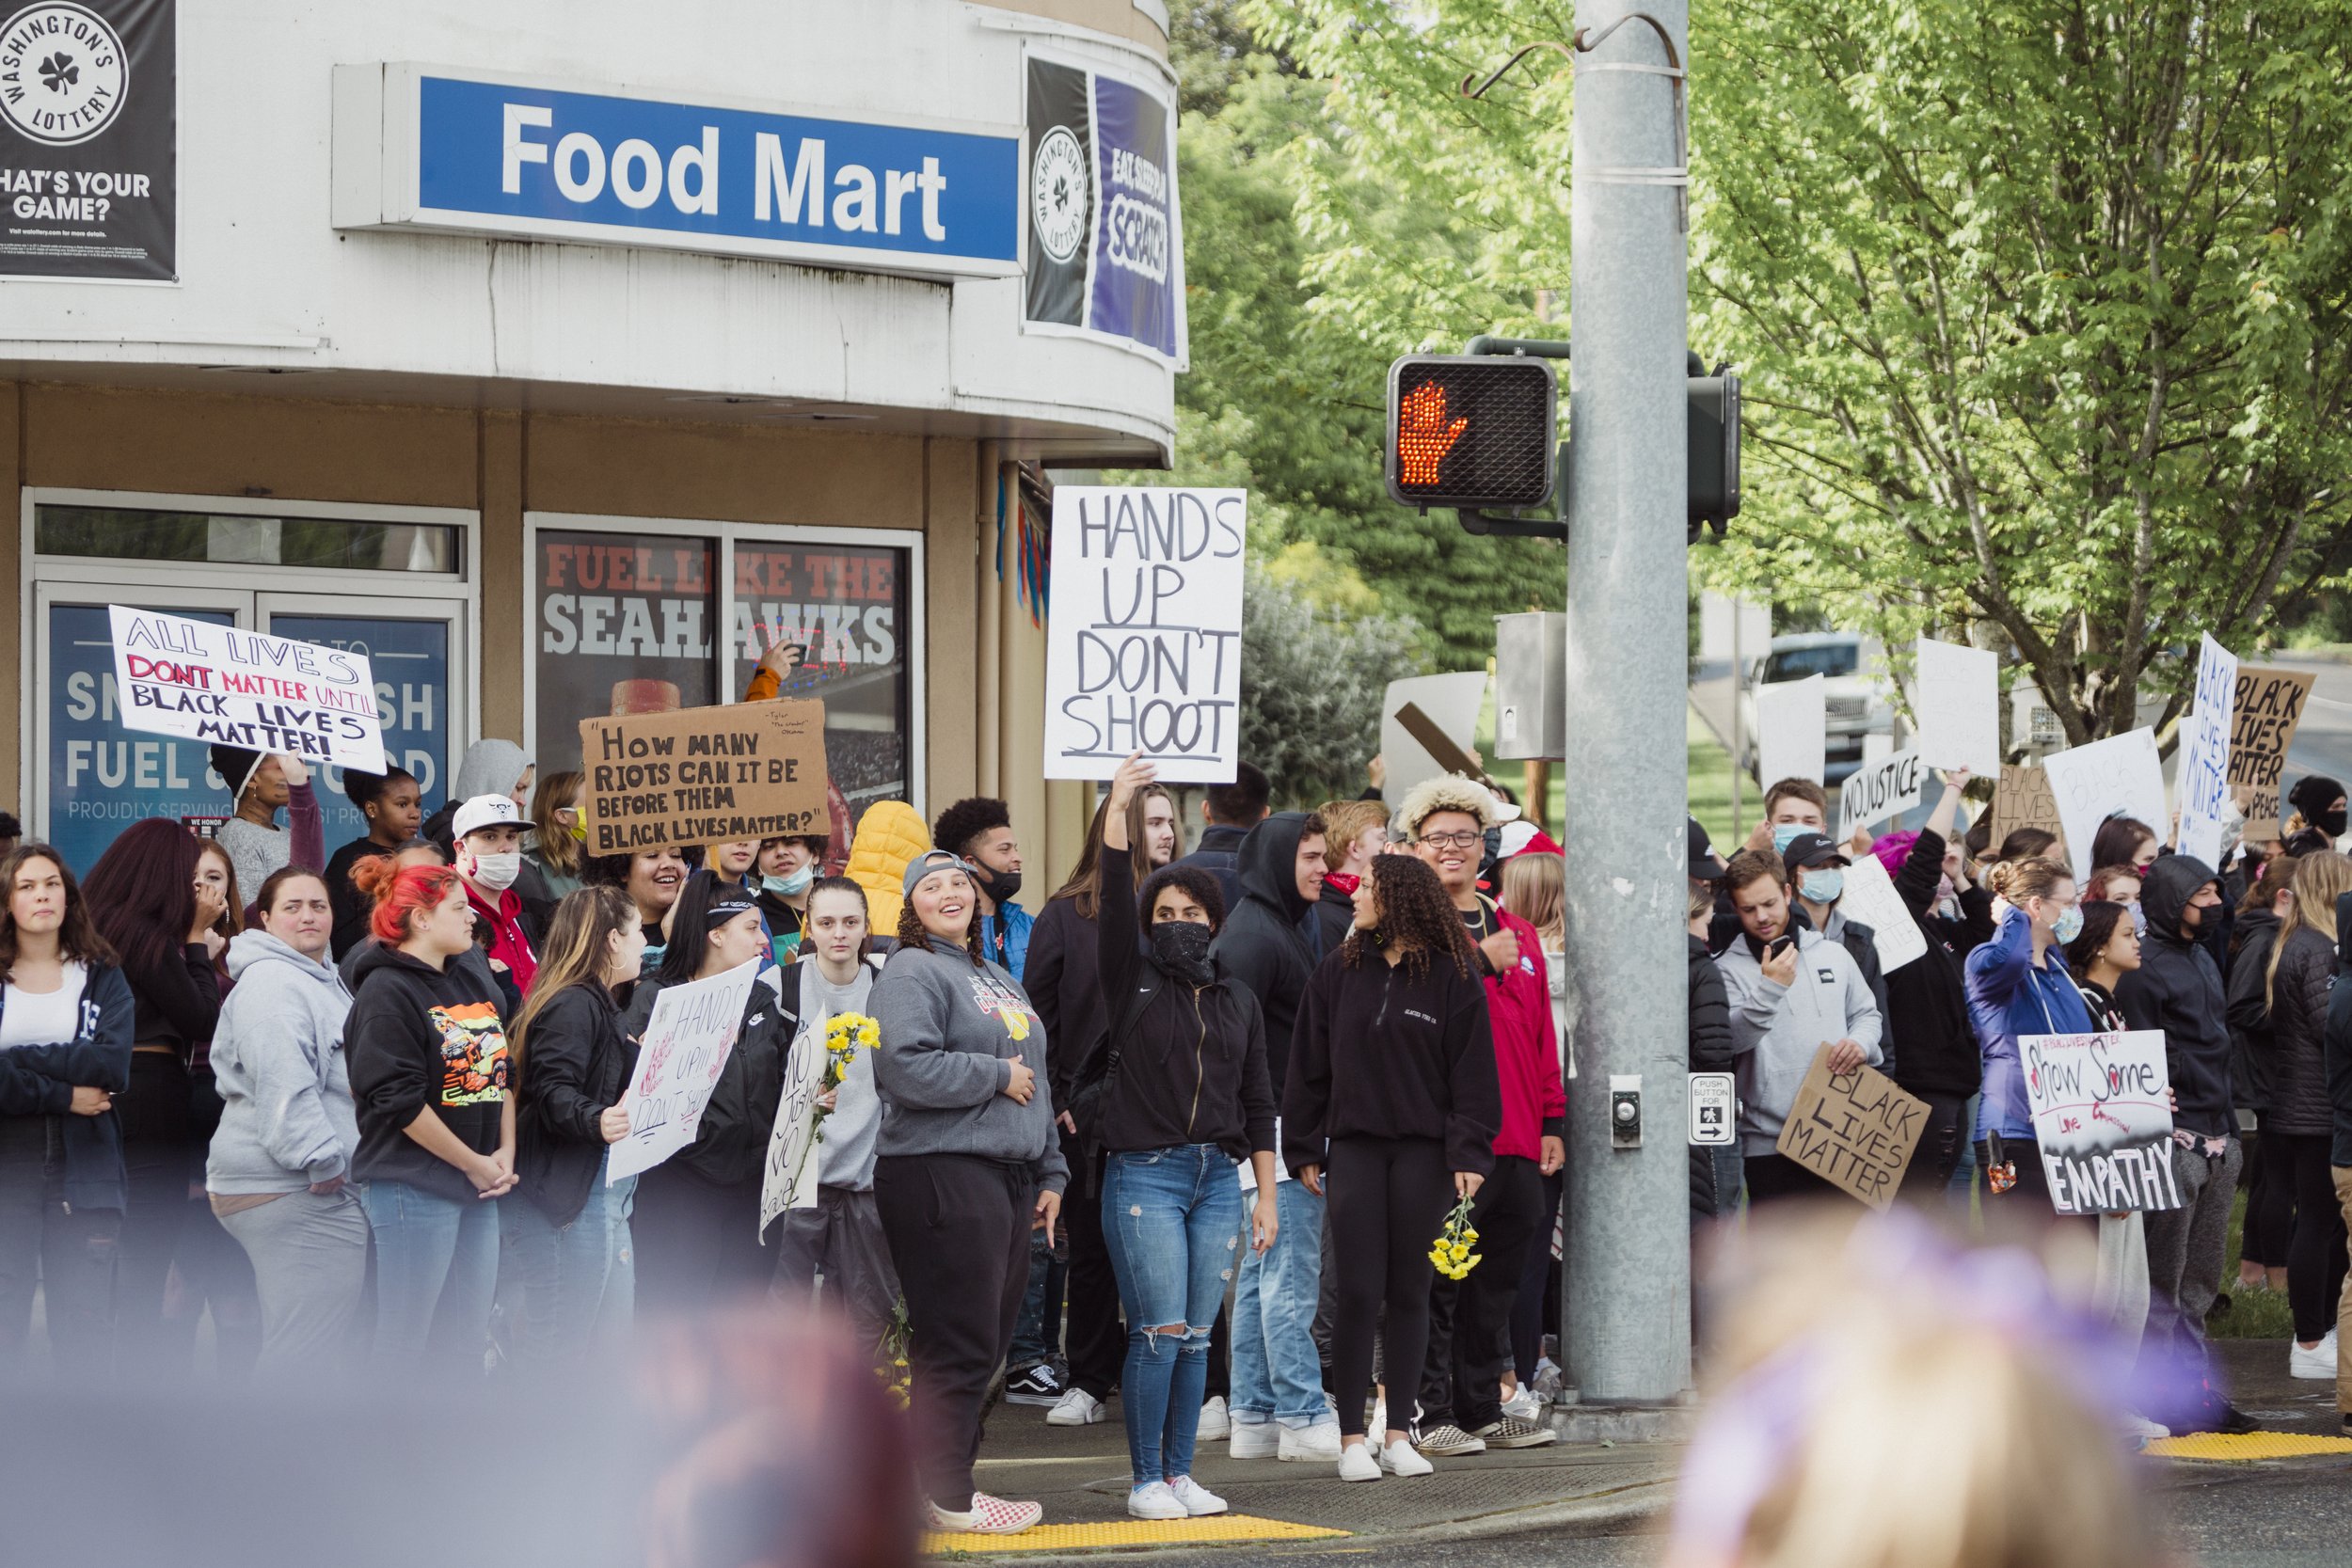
[631,1167,770,1313]
[2241,1114,2293,1269]
[876,1152,1033,1509]
[1419,1153,1543,1432]
[1897,1091,1968,1201]
[2280,1132,2350,1342]
[114,1051,195,1377]
[1327,1135,1454,1438]
[1063,1144,1126,1402]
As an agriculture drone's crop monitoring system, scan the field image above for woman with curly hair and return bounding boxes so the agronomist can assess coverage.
[1283,852,1502,1483]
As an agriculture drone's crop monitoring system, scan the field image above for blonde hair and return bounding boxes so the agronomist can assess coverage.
[1986,856,2072,906]
[531,768,585,878]
[1394,772,1497,836]
[1500,852,1565,945]
[1316,800,1391,866]
[2267,850,2352,1009]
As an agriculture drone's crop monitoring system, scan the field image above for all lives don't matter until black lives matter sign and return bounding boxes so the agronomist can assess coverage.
[0,0,174,280]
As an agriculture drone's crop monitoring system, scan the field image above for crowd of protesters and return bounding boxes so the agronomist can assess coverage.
[7,637,2352,1537]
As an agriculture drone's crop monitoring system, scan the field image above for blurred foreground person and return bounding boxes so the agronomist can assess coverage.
[1669,1208,2169,1568]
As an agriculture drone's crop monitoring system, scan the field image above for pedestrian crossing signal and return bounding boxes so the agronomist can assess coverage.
[1385,356,1559,512]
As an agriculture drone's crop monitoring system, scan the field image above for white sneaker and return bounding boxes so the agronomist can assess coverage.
[1279,1419,1344,1462]
[2290,1330,2338,1380]
[1337,1442,1382,1482]
[2119,1411,2170,1444]
[1127,1481,1187,1520]
[1500,1385,1546,1422]
[1198,1395,1231,1440]
[1046,1387,1106,1426]
[1228,1419,1280,1459]
[1379,1437,1434,1477]
[1168,1477,1228,1516]
[1368,1397,1387,1437]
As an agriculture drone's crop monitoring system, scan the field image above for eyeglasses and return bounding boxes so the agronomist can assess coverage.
[1417,831,1483,851]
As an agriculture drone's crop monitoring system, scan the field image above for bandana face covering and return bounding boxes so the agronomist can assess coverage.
[1150,919,1216,986]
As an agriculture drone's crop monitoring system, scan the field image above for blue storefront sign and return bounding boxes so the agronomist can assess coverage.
[337,65,1021,278]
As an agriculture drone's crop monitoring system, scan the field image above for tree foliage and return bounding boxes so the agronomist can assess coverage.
[1237,561,1426,806]
[1252,0,2352,743]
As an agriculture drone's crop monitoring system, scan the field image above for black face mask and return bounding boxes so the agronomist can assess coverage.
[979,863,1024,904]
[2319,807,2349,839]
[1150,920,1216,985]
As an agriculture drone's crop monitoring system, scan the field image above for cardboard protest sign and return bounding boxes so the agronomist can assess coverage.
[609,958,761,1183]
[1043,485,1247,784]
[1378,672,1490,807]
[1989,763,2063,853]
[1914,637,2002,774]
[580,700,828,853]
[1773,1047,1929,1210]
[1838,747,1925,841]
[759,1010,834,1239]
[1832,851,1929,973]
[2041,728,2167,882]
[2230,666,2316,820]
[2020,1031,2183,1216]
[2177,634,2238,868]
[107,605,384,770]
[1755,674,1826,786]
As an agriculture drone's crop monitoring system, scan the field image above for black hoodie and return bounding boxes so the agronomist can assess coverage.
[345,942,511,1204]
[515,981,639,1225]
[2116,855,2233,1138]
[1210,812,1320,1095]
[1176,822,1251,915]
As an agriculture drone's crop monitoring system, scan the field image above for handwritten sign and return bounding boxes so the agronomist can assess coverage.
[1755,673,1826,786]
[107,605,385,770]
[1914,637,2001,774]
[759,1008,834,1239]
[1989,763,2063,854]
[1838,747,1924,841]
[608,958,761,1183]
[580,700,828,853]
[2177,635,2238,868]
[2041,728,2167,882]
[2020,1031,2183,1216]
[2230,666,2316,820]
[1833,851,1929,973]
[1043,485,1247,784]
[1773,1047,1929,1210]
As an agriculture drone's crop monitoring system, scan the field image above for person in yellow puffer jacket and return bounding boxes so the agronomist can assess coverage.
[846,802,930,937]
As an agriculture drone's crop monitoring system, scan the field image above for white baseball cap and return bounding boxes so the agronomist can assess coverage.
[453,793,524,842]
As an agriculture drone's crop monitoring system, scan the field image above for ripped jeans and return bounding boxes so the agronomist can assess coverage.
[1103,1144,1245,1486]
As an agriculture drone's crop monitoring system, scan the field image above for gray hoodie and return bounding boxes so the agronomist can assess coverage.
[205,929,359,1193]
[871,939,1068,1192]
[1716,927,1883,1155]
[453,738,530,803]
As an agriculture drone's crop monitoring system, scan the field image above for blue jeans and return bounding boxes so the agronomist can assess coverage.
[363,1180,501,1372]
[1231,1178,1329,1428]
[499,1159,637,1369]
[1102,1145,1244,1485]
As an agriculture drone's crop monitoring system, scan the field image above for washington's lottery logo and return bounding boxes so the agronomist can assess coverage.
[1030,125,1088,264]
[0,4,125,147]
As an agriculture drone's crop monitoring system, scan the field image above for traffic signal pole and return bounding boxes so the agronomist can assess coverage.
[1556,4,1692,1413]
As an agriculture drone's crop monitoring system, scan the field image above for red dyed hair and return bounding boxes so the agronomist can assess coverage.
[351,854,462,944]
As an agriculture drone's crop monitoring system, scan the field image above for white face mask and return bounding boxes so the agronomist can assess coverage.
[468,850,522,892]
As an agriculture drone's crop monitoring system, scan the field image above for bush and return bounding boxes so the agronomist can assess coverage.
[1238,562,1424,807]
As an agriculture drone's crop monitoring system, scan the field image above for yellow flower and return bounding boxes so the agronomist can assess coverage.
[859,1023,879,1048]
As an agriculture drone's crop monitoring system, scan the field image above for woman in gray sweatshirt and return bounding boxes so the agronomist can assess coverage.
[872,849,1069,1537]
[205,867,364,1371]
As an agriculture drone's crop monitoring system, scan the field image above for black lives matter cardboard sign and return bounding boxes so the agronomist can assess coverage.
[580,700,828,853]
[1773,1048,1929,1210]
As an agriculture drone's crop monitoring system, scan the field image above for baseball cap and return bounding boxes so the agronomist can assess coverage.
[453,793,524,842]
[1781,832,1851,871]
[1688,816,1726,880]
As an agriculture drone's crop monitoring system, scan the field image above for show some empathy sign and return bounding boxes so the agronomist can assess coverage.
[1773,1048,1928,1210]
[2021,1031,2183,1216]
[580,700,828,853]
[610,958,761,1184]
[1044,486,1246,784]
[108,606,384,769]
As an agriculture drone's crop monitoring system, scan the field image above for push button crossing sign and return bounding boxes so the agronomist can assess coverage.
[1688,1072,1736,1148]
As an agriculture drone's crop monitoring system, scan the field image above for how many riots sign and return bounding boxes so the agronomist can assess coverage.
[580,700,829,852]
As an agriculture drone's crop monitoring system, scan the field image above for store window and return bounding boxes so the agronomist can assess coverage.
[532,521,917,844]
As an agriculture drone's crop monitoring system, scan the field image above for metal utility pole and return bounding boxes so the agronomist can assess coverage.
[1557,1,1692,1411]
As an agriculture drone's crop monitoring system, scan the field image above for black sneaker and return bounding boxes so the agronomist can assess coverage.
[1471,1415,1559,1449]
[1412,1422,1487,1456]
[2215,1403,2259,1435]
[1004,1363,1065,1407]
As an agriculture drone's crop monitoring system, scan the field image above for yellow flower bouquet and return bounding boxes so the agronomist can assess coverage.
[1428,1194,1482,1282]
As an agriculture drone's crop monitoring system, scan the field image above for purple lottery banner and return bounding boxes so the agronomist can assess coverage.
[1087,71,1176,359]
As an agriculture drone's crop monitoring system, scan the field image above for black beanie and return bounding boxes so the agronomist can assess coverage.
[208,743,263,801]
[2288,775,2344,820]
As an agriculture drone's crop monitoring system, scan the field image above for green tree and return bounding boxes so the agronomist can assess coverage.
[1254,0,2352,743]
[1238,561,1426,805]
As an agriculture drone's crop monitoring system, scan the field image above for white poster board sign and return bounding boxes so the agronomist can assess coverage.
[1755,674,1826,786]
[1834,850,1929,973]
[2177,634,2238,869]
[1838,747,1925,841]
[609,958,761,1183]
[2042,728,2168,882]
[2020,1030,2183,1216]
[107,604,385,771]
[1914,637,2001,774]
[1378,672,1491,807]
[759,1009,833,1240]
[1043,486,1248,784]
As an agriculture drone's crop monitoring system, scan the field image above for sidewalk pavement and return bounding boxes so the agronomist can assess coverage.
[922,1397,1682,1560]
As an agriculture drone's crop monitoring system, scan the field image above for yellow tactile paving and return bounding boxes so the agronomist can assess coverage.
[923,1513,1348,1555]
[2145,1432,2352,1461]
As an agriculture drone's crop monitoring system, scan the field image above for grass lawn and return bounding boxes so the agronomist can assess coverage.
[1539,705,1741,851]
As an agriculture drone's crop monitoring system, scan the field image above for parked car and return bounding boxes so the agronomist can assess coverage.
[1736,632,1899,785]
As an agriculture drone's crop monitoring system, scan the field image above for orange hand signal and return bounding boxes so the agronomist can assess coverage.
[1397,382,1470,486]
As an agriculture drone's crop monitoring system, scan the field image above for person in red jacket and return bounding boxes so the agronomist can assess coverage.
[1398,775,1565,1454]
